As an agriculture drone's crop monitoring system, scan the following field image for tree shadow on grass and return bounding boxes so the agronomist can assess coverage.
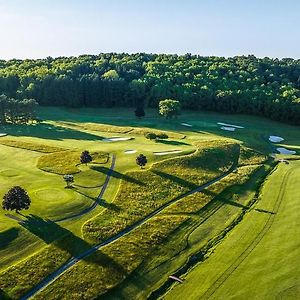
[2,122,103,141]
[0,288,11,300]
[91,166,145,186]
[0,228,19,249]
[255,208,275,215]
[20,214,127,275]
[156,140,191,146]
[99,199,122,212]
[151,170,199,190]
[72,187,98,201]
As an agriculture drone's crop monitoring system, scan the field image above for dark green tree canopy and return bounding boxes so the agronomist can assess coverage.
[2,186,31,212]
[0,53,299,124]
[80,150,93,165]
[136,154,147,169]
[63,174,74,188]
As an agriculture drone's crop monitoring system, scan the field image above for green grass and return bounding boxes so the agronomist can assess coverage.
[83,140,239,243]
[0,106,299,300]
[31,155,266,300]
[54,121,186,139]
[0,138,65,153]
[164,161,300,300]
[37,151,109,175]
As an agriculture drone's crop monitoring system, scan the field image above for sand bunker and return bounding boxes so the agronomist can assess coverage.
[102,137,133,142]
[269,136,284,143]
[124,150,137,154]
[153,150,183,156]
[217,122,244,129]
[0,133,7,137]
[276,147,296,155]
[220,126,236,132]
[181,123,193,127]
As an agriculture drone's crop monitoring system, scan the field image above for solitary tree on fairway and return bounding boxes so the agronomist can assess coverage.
[2,186,31,213]
[63,174,74,188]
[136,154,147,169]
[159,99,181,119]
[80,150,92,165]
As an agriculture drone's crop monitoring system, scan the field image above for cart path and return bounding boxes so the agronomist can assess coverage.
[53,154,116,222]
[20,163,237,300]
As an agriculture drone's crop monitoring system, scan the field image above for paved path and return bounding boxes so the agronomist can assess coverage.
[20,163,236,300]
[53,154,116,222]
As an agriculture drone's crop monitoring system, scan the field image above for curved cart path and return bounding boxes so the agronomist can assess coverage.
[20,163,237,300]
[53,154,116,222]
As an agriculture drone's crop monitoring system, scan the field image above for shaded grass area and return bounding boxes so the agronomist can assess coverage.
[238,146,267,166]
[33,161,267,300]
[83,140,239,243]
[55,121,186,140]
[105,164,270,300]
[162,161,299,300]
[35,215,190,300]
[0,139,65,153]
[0,139,238,299]
[37,151,109,175]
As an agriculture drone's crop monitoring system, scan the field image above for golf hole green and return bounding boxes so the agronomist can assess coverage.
[33,188,73,202]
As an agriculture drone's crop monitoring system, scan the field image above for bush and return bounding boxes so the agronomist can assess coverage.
[157,133,168,139]
[144,132,157,140]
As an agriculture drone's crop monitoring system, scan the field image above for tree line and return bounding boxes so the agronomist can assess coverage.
[0,94,38,124]
[0,53,299,124]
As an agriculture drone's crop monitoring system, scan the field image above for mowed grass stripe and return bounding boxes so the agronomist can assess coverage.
[201,165,293,300]
[163,162,298,300]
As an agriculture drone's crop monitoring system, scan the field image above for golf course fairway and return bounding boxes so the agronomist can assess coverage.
[163,160,300,300]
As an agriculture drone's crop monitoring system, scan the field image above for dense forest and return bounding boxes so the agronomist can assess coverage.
[0,53,299,124]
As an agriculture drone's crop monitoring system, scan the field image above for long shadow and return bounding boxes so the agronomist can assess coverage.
[20,214,127,274]
[151,169,199,190]
[0,289,11,300]
[73,187,98,201]
[219,198,250,209]
[156,140,190,146]
[0,228,19,249]
[99,199,122,212]
[1,122,103,141]
[255,208,275,215]
[91,166,145,186]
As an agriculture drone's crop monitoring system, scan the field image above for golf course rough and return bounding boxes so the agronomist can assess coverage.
[0,107,299,300]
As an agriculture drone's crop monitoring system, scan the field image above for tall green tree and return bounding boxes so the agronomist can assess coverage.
[159,99,181,119]
[2,186,31,213]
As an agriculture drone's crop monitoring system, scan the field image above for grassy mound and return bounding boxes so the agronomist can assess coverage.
[0,139,65,153]
[37,151,109,175]
[55,121,185,139]
[83,140,239,243]
[0,159,267,300]
[239,146,267,166]
[57,121,132,134]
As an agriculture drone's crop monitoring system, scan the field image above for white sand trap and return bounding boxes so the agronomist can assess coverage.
[269,136,284,143]
[217,122,244,129]
[153,150,183,156]
[276,147,296,155]
[220,126,236,132]
[181,123,193,127]
[0,133,7,137]
[102,137,133,142]
[124,150,137,154]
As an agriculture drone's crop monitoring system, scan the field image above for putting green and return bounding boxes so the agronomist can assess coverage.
[32,188,73,203]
